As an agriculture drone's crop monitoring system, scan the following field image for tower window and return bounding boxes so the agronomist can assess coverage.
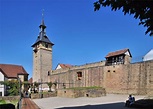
[48,71,50,76]
[45,43,48,48]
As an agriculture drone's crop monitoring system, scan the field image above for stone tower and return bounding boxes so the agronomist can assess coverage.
[32,19,54,85]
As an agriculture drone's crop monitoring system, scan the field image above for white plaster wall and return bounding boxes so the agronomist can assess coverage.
[56,65,62,70]
[0,71,4,96]
[143,49,153,61]
[125,51,130,56]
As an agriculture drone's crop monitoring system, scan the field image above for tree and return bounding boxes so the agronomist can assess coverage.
[47,81,53,92]
[94,0,153,36]
[34,82,40,93]
[22,81,31,92]
[2,80,19,96]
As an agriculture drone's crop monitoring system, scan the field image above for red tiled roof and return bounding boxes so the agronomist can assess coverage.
[105,48,131,58]
[59,64,73,69]
[0,68,7,77]
[28,77,33,84]
[0,64,28,78]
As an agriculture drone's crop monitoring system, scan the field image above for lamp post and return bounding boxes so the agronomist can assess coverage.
[41,79,43,98]
[17,74,22,109]
[39,79,43,98]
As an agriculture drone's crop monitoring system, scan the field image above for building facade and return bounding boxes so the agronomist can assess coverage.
[0,64,28,96]
[143,49,153,61]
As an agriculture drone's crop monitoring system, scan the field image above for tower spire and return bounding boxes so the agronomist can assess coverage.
[41,9,45,25]
[31,10,54,47]
[39,9,46,33]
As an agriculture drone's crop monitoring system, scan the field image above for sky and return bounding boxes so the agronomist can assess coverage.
[0,0,153,79]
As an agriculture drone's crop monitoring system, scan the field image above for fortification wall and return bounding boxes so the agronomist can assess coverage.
[51,61,105,74]
[50,60,153,95]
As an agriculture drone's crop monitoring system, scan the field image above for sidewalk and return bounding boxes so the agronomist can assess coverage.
[22,98,40,109]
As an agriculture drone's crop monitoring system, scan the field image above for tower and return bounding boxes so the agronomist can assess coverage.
[32,18,54,85]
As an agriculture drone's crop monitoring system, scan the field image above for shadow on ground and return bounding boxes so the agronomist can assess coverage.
[132,99,153,109]
[55,102,129,109]
[56,99,153,109]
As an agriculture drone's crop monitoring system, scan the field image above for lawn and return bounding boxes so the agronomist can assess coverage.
[67,86,103,90]
[0,100,6,104]
[0,99,18,107]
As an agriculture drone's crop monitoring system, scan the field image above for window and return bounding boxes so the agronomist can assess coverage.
[118,55,124,64]
[112,57,114,63]
[77,72,82,80]
[48,71,50,76]
[45,43,48,48]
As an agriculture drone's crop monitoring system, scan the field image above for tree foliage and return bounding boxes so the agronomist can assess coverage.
[1,80,19,96]
[47,81,53,92]
[94,0,153,36]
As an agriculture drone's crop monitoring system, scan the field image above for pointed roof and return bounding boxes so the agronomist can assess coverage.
[55,63,73,70]
[32,20,54,47]
[0,64,28,78]
[59,64,73,69]
[105,48,132,58]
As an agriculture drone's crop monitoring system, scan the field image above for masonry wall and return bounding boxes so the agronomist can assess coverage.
[50,60,153,95]
[33,48,52,90]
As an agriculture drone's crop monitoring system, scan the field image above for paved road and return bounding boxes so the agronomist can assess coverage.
[22,98,40,109]
[33,94,145,109]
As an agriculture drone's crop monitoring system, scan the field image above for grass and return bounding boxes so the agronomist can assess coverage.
[0,100,6,104]
[10,100,18,106]
[0,99,18,106]
[67,86,103,90]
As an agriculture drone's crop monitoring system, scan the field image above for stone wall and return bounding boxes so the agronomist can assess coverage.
[33,47,52,86]
[50,60,153,95]
[0,96,20,101]
[31,92,57,99]
[57,88,106,98]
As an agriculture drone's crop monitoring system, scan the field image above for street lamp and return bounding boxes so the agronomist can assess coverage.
[17,74,22,109]
[38,79,43,98]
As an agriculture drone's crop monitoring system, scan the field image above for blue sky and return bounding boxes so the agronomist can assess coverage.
[0,0,152,79]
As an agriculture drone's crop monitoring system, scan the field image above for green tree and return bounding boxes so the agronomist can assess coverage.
[2,80,19,96]
[34,82,40,93]
[47,81,53,92]
[94,0,153,36]
[22,81,30,91]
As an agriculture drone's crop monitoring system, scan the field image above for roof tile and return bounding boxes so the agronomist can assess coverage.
[59,64,73,69]
[28,77,33,84]
[105,48,130,58]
